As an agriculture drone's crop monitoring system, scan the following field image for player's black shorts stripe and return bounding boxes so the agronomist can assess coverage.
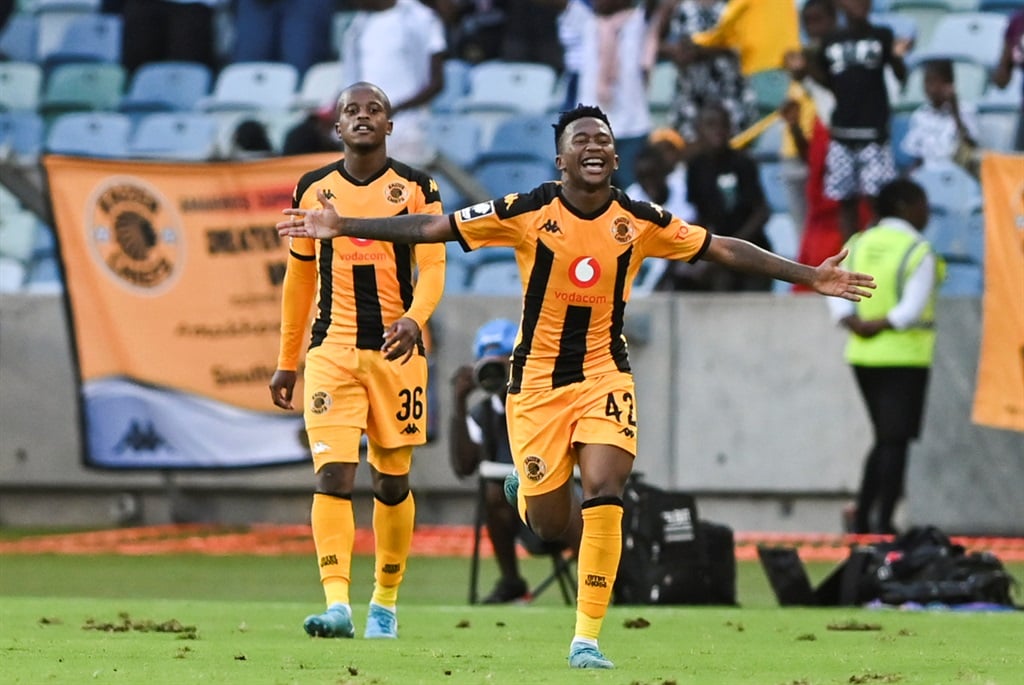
[353,264,384,349]
[309,238,334,350]
[510,240,554,393]
[552,305,591,388]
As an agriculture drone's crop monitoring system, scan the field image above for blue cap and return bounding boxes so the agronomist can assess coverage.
[473,318,517,361]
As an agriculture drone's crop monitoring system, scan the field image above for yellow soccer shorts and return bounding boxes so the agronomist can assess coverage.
[303,344,428,473]
[506,371,638,496]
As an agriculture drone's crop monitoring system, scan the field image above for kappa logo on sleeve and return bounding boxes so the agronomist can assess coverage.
[458,201,495,222]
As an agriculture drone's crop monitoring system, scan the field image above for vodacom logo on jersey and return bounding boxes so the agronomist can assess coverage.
[568,256,601,288]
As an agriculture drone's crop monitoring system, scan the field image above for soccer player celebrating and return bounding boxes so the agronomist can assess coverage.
[269,82,445,640]
[276,104,874,667]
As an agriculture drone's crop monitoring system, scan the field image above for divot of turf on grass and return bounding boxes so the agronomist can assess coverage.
[848,673,903,683]
[827,619,882,631]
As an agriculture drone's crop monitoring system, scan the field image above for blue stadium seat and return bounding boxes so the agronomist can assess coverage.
[39,62,126,118]
[911,162,982,216]
[461,61,558,115]
[889,0,951,49]
[925,208,982,264]
[293,60,343,110]
[425,114,483,168]
[467,259,522,296]
[0,62,44,111]
[25,255,64,294]
[200,62,299,112]
[917,12,1009,68]
[433,171,471,212]
[0,111,45,163]
[46,111,132,157]
[748,69,790,117]
[0,13,39,62]
[889,111,916,172]
[479,113,556,164]
[978,0,1024,15]
[0,210,38,264]
[0,256,28,292]
[120,62,213,115]
[758,162,789,214]
[750,118,784,163]
[128,113,220,161]
[432,59,472,113]
[940,262,983,297]
[43,13,122,69]
[474,158,555,197]
[975,107,1020,152]
[647,61,678,127]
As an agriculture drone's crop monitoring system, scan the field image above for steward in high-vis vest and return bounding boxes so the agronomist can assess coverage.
[828,178,945,535]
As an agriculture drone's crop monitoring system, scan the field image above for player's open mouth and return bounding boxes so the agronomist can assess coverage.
[353,124,374,133]
[581,157,606,170]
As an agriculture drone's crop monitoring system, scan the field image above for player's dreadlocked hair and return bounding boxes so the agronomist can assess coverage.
[553,104,614,151]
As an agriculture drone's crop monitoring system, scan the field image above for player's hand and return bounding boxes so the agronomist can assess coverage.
[811,249,876,301]
[269,369,298,410]
[277,188,343,239]
[383,316,421,364]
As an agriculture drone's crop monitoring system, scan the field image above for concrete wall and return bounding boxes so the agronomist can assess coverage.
[1,293,1021,533]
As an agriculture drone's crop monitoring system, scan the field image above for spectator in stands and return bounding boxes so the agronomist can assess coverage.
[269,81,446,641]
[900,59,979,173]
[120,0,218,74]
[443,0,507,63]
[828,178,944,535]
[810,0,909,241]
[229,118,275,159]
[501,0,564,73]
[282,104,340,156]
[557,0,652,189]
[625,134,696,223]
[664,32,758,145]
[992,8,1024,151]
[232,0,334,76]
[662,102,770,292]
[689,0,800,76]
[341,0,447,166]
[449,319,533,604]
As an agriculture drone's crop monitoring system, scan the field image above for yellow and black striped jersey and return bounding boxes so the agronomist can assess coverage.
[278,158,445,369]
[450,182,710,393]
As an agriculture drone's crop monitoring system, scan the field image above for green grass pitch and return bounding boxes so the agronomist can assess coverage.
[2,554,1021,684]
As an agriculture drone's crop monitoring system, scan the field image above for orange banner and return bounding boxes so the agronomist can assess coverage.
[44,153,336,468]
[973,153,1024,433]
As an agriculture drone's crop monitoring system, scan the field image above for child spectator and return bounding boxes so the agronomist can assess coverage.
[900,59,979,172]
[811,0,909,240]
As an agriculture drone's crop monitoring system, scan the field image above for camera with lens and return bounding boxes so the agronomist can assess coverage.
[474,357,508,394]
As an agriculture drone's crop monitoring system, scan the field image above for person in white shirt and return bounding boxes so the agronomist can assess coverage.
[900,59,979,171]
[342,0,448,166]
[828,178,945,535]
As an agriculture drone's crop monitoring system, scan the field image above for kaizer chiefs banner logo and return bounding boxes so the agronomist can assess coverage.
[88,178,183,293]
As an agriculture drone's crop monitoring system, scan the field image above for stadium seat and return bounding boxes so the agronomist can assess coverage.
[25,255,64,294]
[888,0,951,49]
[0,13,39,62]
[432,59,472,114]
[46,111,132,157]
[467,259,522,295]
[940,262,983,297]
[632,258,670,297]
[870,12,919,45]
[200,62,299,112]
[128,113,221,161]
[461,61,558,115]
[750,118,784,163]
[979,68,1023,109]
[917,12,1009,68]
[978,0,1024,15]
[764,211,798,260]
[293,60,343,110]
[748,69,791,117]
[479,113,555,164]
[925,207,983,264]
[889,111,916,172]
[442,242,472,294]
[39,62,126,118]
[425,114,484,168]
[120,61,213,114]
[0,112,45,164]
[474,158,555,197]
[975,107,1020,151]
[911,162,982,215]
[0,210,39,264]
[647,61,678,127]
[42,13,122,69]
[0,62,44,111]
[331,10,357,58]
[34,5,96,64]
[31,222,57,262]
[0,256,28,292]
[758,161,789,214]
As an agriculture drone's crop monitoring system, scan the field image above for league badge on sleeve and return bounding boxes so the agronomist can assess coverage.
[459,201,495,222]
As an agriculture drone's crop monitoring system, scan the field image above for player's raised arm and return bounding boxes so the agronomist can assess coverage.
[277,188,455,244]
[703,235,876,301]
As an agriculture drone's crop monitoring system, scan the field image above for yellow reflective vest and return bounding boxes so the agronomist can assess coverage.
[843,224,945,367]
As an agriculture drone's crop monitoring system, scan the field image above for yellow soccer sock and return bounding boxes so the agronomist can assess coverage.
[574,498,623,641]
[370,491,415,608]
[311,492,354,607]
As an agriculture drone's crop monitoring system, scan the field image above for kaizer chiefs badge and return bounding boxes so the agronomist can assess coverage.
[610,216,636,244]
[385,182,409,204]
[523,455,547,482]
[310,391,332,415]
[88,177,183,293]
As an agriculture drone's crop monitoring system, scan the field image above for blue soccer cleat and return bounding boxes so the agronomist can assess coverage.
[363,603,398,639]
[503,469,519,508]
[303,603,355,638]
[568,640,614,669]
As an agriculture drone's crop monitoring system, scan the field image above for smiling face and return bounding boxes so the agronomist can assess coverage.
[555,117,618,191]
[334,84,393,153]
